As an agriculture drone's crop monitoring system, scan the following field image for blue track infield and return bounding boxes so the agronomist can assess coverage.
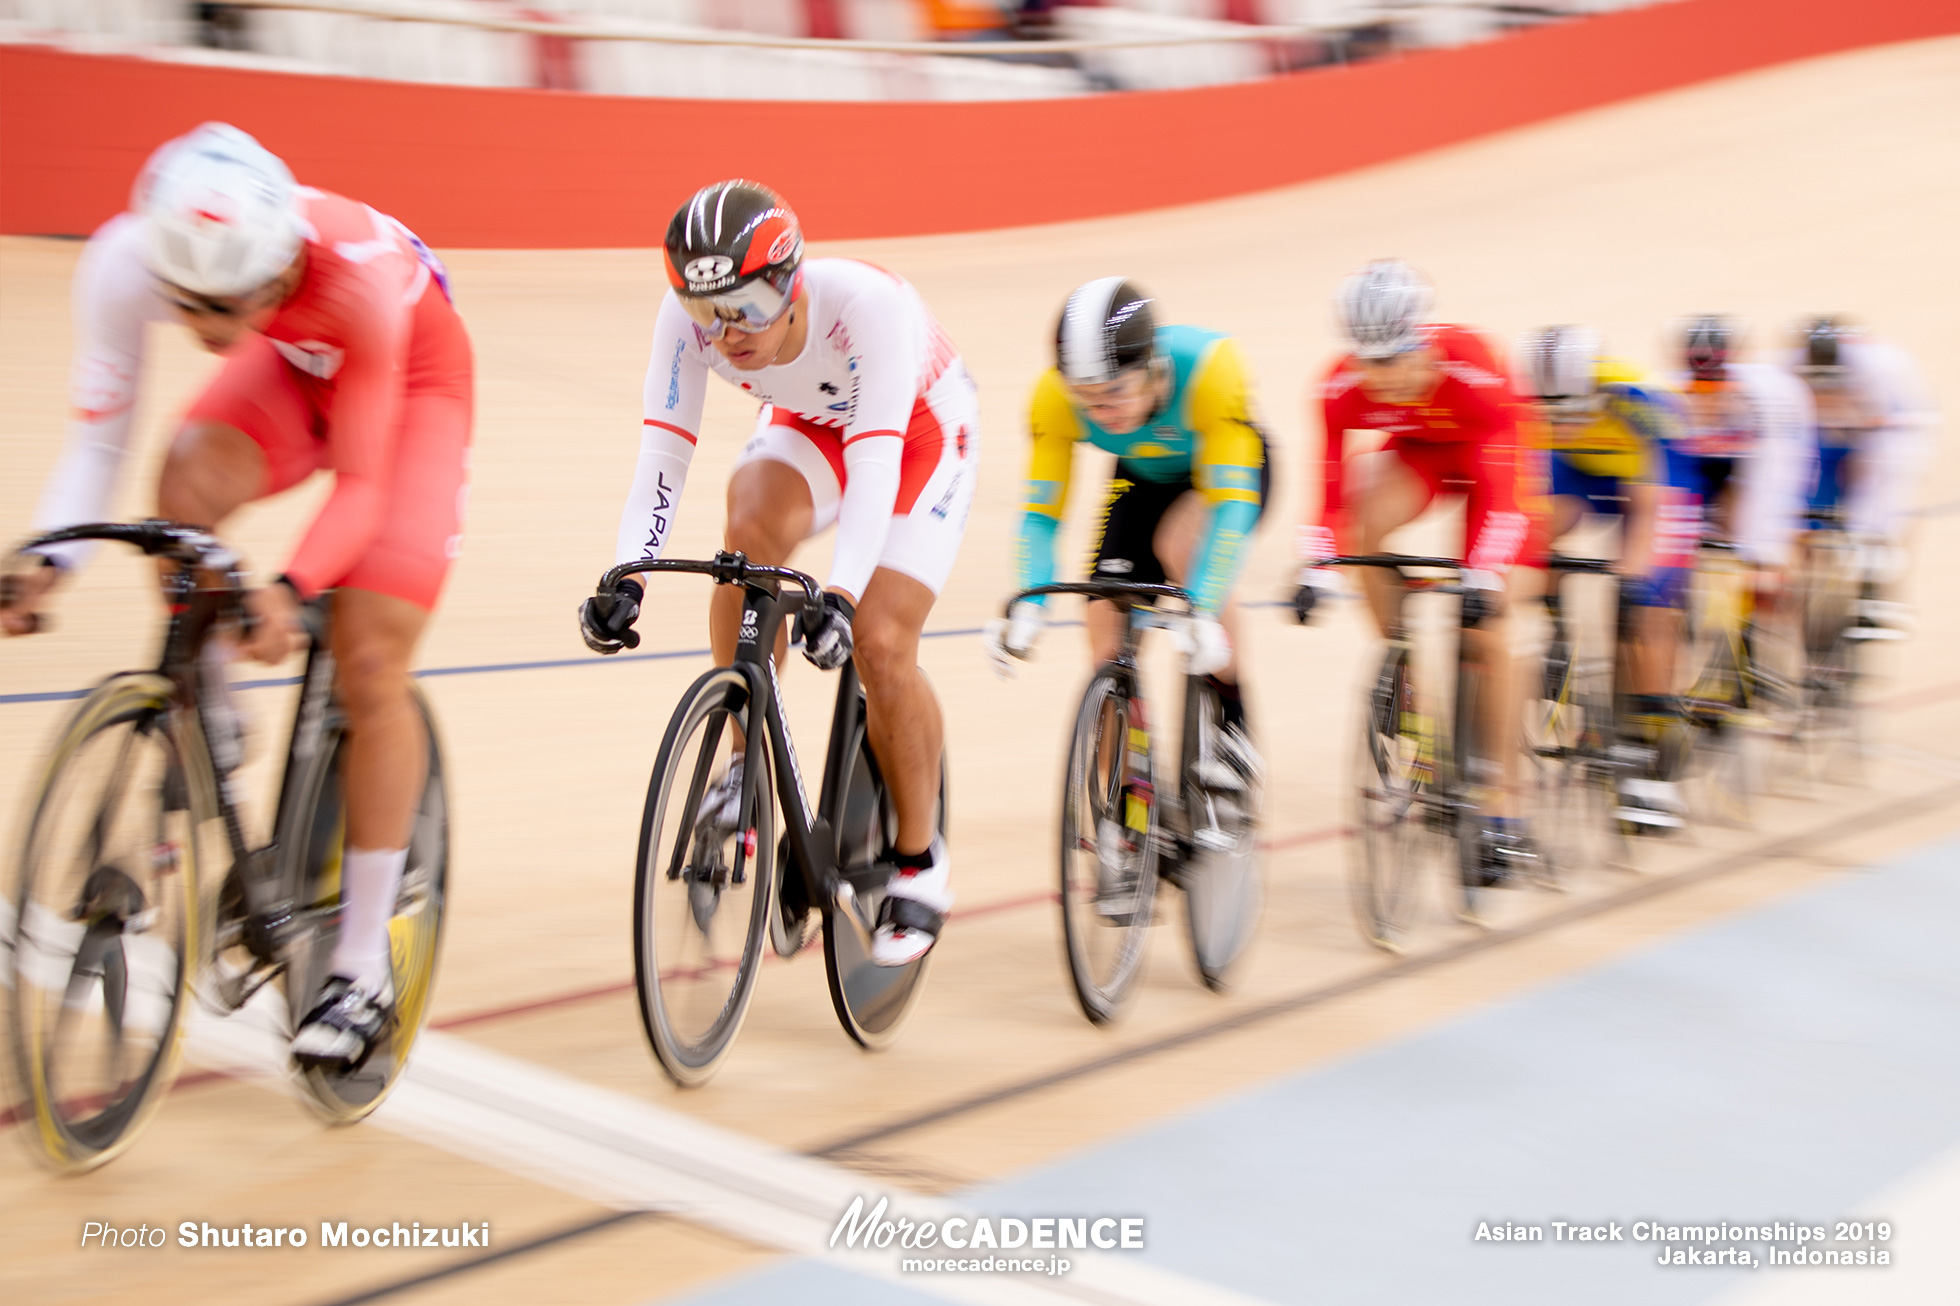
[667,834,1960,1304]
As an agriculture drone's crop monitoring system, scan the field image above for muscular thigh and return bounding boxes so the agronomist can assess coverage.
[1151,490,1208,584]
[1353,446,1433,545]
[725,457,816,562]
[180,332,326,497]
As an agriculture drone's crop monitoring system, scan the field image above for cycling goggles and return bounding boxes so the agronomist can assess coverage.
[156,277,280,320]
[677,278,793,339]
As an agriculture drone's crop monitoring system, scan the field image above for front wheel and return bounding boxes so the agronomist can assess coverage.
[1350,645,1436,952]
[6,674,213,1171]
[1058,667,1158,1023]
[285,687,449,1122]
[634,667,776,1088]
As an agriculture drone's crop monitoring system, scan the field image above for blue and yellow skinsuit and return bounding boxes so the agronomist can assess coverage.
[1017,325,1266,613]
[1540,358,1692,605]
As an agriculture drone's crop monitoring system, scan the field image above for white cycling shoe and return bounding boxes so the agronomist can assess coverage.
[292,974,394,1072]
[1193,724,1264,793]
[872,837,953,968]
[1616,777,1687,831]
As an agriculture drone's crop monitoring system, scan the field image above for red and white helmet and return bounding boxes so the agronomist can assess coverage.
[138,123,302,297]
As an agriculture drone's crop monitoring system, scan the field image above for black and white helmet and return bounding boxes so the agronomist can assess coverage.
[1682,314,1736,381]
[1336,259,1432,359]
[1056,277,1156,385]
[1517,325,1602,401]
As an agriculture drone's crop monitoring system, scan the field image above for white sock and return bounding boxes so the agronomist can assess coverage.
[329,846,407,992]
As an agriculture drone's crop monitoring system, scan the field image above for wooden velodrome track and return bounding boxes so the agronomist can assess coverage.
[3,35,1959,1306]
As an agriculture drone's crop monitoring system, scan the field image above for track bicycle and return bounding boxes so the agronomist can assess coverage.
[595,552,942,1087]
[1334,555,1553,952]
[1788,508,1887,784]
[1008,579,1263,1025]
[1678,540,1807,824]
[1527,555,1638,875]
[3,522,448,1171]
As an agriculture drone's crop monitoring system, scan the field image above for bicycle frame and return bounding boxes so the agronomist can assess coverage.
[14,522,356,977]
[600,553,865,929]
[1010,579,1196,841]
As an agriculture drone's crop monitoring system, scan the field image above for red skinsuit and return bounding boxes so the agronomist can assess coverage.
[186,188,473,608]
[1315,324,1539,573]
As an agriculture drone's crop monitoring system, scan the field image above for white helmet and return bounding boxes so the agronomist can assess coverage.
[138,123,302,297]
[1335,259,1433,359]
[1517,325,1602,401]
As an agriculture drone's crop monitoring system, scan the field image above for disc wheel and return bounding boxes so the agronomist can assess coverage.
[1179,676,1262,992]
[286,687,450,1122]
[6,675,211,1171]
[633,667,776,1087]
[1058,667,1158,1023]
[822,706,943,1050]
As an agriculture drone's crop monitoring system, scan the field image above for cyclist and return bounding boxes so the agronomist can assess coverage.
[1292,259,1542,888]
[1516,326,1696,830]
[1669,315,1817,585]
[1788,315,1934,634]
[579,180,978,968]
[0,124,473,1071]
[984,277,1268,786]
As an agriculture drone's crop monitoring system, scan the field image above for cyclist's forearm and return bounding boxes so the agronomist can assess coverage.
[1015,511,1060,604]
[285,475,386,599]
[1186,498,1258,616]
[614,423,697,566]
[30,417,134,572]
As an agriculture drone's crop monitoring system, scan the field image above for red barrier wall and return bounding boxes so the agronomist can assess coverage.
[2,0,1954,246]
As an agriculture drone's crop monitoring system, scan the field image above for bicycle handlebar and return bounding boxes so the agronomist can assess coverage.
[602,552,827,623]
[16,520,247,575]
[1321,554,1466,573]
[1006,579,1190,615]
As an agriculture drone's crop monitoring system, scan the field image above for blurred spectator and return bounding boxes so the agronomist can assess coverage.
[194,2,252,50]
[917,0,1012,41]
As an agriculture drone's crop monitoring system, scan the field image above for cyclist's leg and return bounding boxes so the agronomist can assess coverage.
[1348,444,1435,635]
[700,430,822,820]
[858,373,981,963]
[157,334,321,527]
[296,387,468,1064]
[321,382,474,1000]
[714,448,821,667]
[854,569,941,855]
[1084,471,1182,664]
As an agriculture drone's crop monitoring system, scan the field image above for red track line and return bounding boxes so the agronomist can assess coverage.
[0,1066,236,1133]
[0,832,1342,1132]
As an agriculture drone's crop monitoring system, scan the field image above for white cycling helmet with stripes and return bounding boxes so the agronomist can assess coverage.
[1335,258,1434,359]
[1517,324,1603,402]
[138,123,303,298]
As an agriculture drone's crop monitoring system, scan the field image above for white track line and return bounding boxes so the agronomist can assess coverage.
[184,1004,1275,1306]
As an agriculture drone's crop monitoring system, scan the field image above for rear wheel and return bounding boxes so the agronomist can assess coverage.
[6,675,211,1170]
[1350,645,1435,952]
[634,668,775,1087]
[1527,636,1621,883]
[286,688,449,1122]
[1179,676,1262,991]
[822,699,942,1049]
[1451,654,1495,925]
[1058,667,1158,1023]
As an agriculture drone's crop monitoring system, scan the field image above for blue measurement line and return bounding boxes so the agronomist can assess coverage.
[0,601,1290,708]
